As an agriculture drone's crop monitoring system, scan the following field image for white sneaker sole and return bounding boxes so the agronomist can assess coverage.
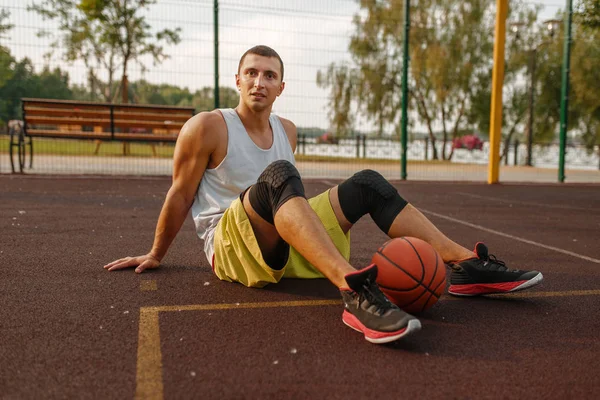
[448,272,544,297]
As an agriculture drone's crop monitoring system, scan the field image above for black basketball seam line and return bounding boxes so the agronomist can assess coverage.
[431,278,445,298]
[426,245,446,297]
[376,237,445,297]
[419,276,447,312]
[379,282,429,308]
[413,237,445,298]
[375,252,423,288]
[379,251,444,298]
[416,248,445,313]
[398,285,430,308]
[425,245,439,289]
[378,257,444,298]
[375,237,425,284]
[379,282,438,297]
[421,278,445,311]
[421,291,434,313]
[378,238,394,254]
[402,237,427,283]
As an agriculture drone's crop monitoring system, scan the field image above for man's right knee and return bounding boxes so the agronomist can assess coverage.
[248,160,306,225]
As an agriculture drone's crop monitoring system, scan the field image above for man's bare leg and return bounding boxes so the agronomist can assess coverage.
[328,185,475,262]
[242,179,421,344]
[242,192,354,288]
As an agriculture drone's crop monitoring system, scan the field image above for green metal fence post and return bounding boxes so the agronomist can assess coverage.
[362,135,367,158]
[400,0,410,180]
[214,0,220,110]
[558,0,573,182]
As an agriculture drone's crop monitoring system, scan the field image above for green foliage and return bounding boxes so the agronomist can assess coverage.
[316,63,359,137]
[578,0,600,29]
[0,51,238,123]
[128,82,238,110]
[130,80,192,105]
[319,0,495,159]
[515,9,600,149]
[0,9,14,89]
[29,0,181,102]
[348,0,404,138]
[0,48,15,89]
[571,18,600,148]
[317,0,600,158]
[0,59,73,122]
[0,8,12,40]
[411,0,495,159]
[181,87,239,112]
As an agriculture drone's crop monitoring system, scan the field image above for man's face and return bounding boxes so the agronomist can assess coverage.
[236,54,284,112]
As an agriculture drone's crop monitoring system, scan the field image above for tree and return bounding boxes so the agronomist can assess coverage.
[578,0,600,28]
[408,0,495,160]
[0,8,11,39]
[129,80,192,105]
[128,81,239,111]
[318,0,495,159]
[30,0,181,103]
[316,63,360,137]
[0,9,14,89]
[0,49,14,95]
[0,59,72,122]
[570,14,600,152]
[497,3,542,161]
[185,87,239,112]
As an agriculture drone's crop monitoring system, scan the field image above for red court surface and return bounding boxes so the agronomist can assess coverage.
[1,175,599,399]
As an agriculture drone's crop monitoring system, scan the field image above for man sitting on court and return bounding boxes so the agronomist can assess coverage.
[104,45,543,344]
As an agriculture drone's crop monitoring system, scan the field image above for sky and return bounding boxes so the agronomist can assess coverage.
[0,0,567,132]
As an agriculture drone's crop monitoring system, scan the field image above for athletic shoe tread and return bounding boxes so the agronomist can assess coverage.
[448,242,543,296]
[341,264,420,343]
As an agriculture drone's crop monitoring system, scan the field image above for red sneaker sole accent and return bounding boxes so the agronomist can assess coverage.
[448,273,543,296]
[342,310,420,344]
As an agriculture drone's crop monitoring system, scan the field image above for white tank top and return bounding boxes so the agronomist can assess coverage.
[191,108,296,263]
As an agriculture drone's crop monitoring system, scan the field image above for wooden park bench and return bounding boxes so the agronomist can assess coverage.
[8,98,195,173]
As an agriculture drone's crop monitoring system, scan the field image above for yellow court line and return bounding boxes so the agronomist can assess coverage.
[141,290,600,313]
[136,310,163,400]
[144,299,340,313]
[135,290,600,399]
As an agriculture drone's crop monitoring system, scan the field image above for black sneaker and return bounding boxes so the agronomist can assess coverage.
[341,264,421,344]
[448,242,544,296]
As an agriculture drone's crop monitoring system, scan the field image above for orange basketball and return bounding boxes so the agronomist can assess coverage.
[371,237,446,314]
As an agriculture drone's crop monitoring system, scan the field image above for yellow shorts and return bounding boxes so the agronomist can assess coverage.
[212,189,350,288]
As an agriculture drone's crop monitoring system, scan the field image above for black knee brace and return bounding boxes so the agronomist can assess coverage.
[337,169,408,233]
[248,160,306,224]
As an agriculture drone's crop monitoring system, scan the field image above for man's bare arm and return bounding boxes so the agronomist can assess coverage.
[279,117,298,153]
[103,112,221,273]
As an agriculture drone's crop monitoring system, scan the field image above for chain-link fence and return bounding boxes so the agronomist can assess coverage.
[0,0,598,182]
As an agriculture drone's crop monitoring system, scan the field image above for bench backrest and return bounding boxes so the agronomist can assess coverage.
[22,98,196,142]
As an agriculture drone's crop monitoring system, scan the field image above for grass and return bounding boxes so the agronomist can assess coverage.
[0,136,175,158]
[295,154,450,165]
[0,135,453,165]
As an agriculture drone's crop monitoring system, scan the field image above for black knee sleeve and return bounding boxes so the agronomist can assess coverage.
[337,169,408,233]
[248,160,306,224]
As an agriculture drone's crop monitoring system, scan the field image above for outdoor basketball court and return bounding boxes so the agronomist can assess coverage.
[1,175,599,399]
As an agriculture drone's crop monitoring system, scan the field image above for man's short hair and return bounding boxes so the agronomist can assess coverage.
[238,45,284,81]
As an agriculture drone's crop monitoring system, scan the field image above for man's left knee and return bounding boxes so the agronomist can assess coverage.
[248,160,306,224]
[337,169,408,233]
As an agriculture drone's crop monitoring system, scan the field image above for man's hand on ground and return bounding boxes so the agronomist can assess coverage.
[103,254,161,273]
